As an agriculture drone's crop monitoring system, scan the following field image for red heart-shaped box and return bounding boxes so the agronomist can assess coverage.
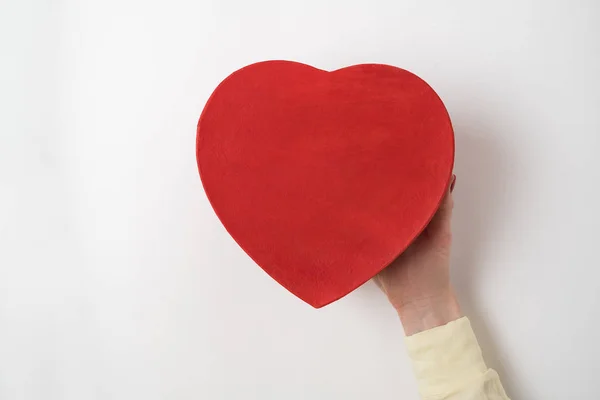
[197,61,454,308]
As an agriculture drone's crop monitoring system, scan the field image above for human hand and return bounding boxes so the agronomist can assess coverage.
[374,175,462,335]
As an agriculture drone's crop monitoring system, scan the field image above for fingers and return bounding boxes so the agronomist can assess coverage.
[373,274,383,289]
[426,175,455,241]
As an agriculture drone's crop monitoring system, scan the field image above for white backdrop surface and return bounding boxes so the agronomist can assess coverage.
[2,1,600,399]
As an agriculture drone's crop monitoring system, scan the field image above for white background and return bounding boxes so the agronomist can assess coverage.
[2,0,599,399]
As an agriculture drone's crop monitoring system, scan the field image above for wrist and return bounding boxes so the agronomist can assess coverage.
[395,289,462,336]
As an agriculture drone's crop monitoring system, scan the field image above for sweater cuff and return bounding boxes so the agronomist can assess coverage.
[404,317,488,399]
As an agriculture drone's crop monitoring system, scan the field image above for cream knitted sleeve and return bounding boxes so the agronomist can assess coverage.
[405,317,510,400]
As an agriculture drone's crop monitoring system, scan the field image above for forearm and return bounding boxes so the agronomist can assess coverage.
[395,288,463,336]
[399,289,510,399]
[405,317,509,400]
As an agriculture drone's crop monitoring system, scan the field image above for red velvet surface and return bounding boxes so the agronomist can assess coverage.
[197,61,454,308]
